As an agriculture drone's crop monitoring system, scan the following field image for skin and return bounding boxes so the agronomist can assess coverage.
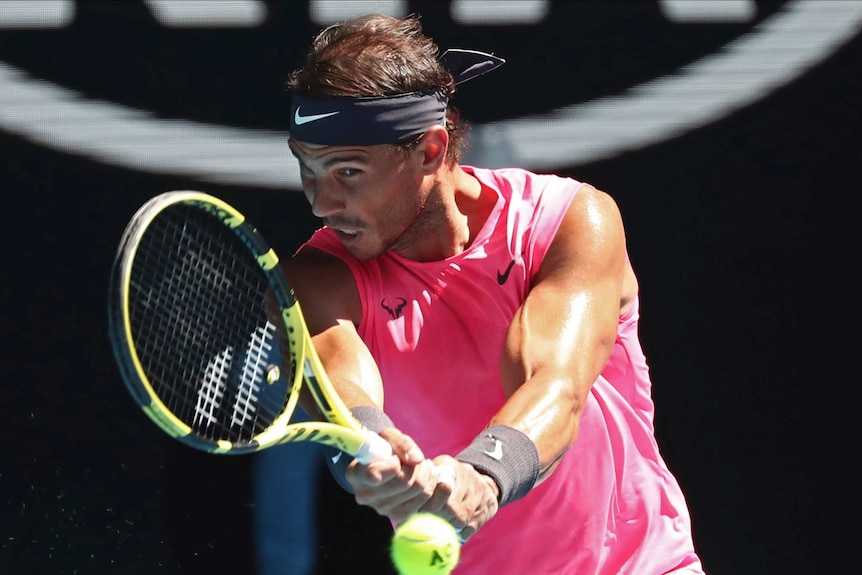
[285,125,638,541]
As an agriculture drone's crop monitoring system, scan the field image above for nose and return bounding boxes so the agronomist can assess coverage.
[306,179,346,218]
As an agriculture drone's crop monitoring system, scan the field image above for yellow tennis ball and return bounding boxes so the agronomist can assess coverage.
[390,513,461,575]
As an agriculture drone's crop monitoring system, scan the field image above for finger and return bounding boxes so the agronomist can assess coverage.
[359,459,440,521]
[436,465,456,488]
[346,456,400,488]
[379,428,425,464]
[418,465,456,516]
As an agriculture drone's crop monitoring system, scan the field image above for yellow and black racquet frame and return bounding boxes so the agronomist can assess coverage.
[108,191,391,462]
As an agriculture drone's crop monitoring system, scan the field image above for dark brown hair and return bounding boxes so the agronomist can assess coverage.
[288,14,469,163]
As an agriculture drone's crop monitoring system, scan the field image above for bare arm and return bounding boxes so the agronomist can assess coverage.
[494,184,628,481]
[282,247,384,411]
[423,185,631,539]
[283,248,442,517]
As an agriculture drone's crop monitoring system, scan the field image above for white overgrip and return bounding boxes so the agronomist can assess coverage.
[354,428,393,464]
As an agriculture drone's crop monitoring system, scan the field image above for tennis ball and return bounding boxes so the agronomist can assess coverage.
[390,513,461,575]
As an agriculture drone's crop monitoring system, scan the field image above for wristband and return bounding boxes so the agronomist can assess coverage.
[455,424,540,507]
[324,406,394,492]
[349,405,395,433]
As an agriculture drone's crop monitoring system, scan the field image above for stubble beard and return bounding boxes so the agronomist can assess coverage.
[387,183,447,260]
[341,196,434,261]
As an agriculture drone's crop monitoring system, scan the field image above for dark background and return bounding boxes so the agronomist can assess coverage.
[1,1,859,573]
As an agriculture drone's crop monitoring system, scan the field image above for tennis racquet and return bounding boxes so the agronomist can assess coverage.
[108,190,392,463]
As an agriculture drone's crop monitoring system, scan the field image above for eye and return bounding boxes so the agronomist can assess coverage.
[338,167,362,177]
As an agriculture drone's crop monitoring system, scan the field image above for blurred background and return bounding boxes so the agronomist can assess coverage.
[2,1,859,573]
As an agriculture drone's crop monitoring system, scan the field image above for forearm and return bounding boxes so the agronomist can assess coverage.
[490,374,587,480]
[310,321,386,409]
[461,307,614,503]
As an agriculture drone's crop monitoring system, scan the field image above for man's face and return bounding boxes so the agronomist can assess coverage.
[287,138,428,260]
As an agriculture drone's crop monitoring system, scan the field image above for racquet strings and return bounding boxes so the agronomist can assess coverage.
[127,203,294,444]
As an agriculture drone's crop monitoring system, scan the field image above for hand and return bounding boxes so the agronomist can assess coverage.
[346,427,440,523]
[418,455,500,542]
[346,429,500,540]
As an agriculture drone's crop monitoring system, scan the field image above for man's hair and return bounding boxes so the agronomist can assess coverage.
[287,14,469,163]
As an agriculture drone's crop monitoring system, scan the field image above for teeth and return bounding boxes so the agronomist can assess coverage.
[338,229,357,236]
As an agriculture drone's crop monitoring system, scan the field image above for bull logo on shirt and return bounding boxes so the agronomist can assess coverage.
[381,297,407,319]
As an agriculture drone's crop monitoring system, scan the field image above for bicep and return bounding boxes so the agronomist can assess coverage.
[499,186,627,407]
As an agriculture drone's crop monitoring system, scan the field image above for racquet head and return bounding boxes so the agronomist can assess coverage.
[108,190,390,462]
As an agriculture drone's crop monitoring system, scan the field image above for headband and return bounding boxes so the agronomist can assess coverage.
[288,49,505,146]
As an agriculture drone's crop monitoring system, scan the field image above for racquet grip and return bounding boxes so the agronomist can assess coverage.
[353,428,394,464]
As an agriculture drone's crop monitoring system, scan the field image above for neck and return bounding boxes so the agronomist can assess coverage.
[390,166,491,262]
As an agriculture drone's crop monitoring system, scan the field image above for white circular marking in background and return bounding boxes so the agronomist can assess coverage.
[0,1,859,189]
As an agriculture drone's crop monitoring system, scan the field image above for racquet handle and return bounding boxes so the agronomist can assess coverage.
[354,428,394,464]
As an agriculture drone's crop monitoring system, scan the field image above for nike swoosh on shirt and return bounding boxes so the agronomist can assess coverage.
[294,107,340,125]
[497,257,518,285]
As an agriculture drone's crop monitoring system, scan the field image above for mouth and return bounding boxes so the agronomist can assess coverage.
[324,218,364,244]
[330,226,361,244]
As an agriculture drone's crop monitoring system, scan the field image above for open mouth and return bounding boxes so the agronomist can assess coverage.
[332,228,361,243]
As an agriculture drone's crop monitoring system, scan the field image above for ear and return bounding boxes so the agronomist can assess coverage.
[418,125,449,174]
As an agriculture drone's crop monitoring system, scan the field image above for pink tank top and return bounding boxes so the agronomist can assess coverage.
[304,166,703,575]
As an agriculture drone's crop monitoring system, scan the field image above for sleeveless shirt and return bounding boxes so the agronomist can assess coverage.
[303,166,704,574]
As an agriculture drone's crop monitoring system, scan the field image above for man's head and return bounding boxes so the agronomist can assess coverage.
[287,13,468,163]
[286,14,503,261]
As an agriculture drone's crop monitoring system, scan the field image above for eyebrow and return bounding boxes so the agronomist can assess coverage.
[287,142,369,169]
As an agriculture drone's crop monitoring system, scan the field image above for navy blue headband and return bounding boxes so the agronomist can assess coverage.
[289,49,505,146]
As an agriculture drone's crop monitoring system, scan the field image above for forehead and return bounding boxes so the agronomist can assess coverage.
[287,137,393,162]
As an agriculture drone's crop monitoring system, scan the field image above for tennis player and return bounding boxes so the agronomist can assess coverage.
[283,13,707,575]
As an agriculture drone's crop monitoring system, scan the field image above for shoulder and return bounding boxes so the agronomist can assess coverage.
[469,166,580,199]
[537,184,627,281]
[282,246,362,331]
[561,184,624,238]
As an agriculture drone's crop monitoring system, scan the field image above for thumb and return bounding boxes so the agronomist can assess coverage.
[379,427,425,464]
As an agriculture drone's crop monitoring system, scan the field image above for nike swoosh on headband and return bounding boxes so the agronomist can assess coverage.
[294,107,340,125]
